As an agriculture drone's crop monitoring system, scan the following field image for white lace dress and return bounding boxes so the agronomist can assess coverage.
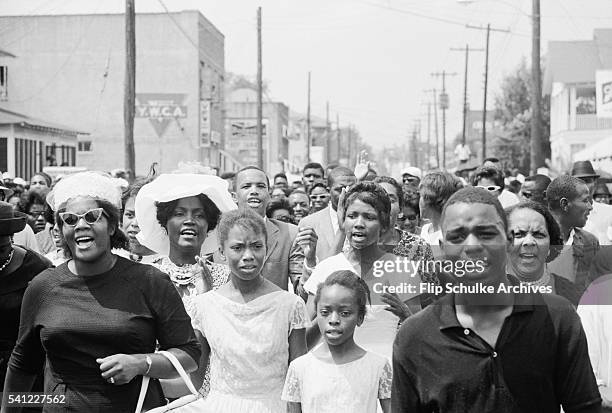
[282,352,392,413]
[191,290,308,413]
[152,256,230,396]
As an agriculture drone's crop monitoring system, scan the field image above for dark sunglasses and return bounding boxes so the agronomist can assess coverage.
[59,208,107,226]
[274,215,292,223]
[310,194,329,200]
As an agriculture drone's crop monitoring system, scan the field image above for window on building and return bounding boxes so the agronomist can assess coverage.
[0,66,7,101]
[575,86,596,115]
[78,140,92,152]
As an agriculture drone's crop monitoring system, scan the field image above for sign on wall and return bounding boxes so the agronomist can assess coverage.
[226,119,268,165]
[135,93,188,137]
[596,71,612,118]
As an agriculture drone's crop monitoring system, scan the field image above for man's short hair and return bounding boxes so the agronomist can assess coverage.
[302,162,324,176]
[419,172,463,215]
[273,172,287,182]
[235,165,270,189]
[524,174,552,192]
[471,165,505,189]
[546,175,586,211]
[308,182,329,195]
[441,186,507,231]
[327,166,355,187]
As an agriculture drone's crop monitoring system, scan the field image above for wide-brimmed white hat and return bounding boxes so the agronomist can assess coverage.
[135,174,236,256]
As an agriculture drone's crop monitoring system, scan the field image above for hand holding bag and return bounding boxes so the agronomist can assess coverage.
[135,351,209,413]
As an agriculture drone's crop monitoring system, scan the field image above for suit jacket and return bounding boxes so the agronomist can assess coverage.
[298,205,336,262]
[573,227,600,291]
[263,218,304,290]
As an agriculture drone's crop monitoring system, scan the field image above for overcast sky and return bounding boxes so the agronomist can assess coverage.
[2,0,612,150]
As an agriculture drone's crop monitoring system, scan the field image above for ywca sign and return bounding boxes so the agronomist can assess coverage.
[135,93,188,137]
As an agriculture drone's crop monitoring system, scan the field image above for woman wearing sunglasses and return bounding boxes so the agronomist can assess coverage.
[134,173,236,397]
[1,172,201,413]
[471,165,520,209]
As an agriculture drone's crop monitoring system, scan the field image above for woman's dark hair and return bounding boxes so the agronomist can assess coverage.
[505,200,563,263]
[24,191,46,214]
[373,176,404,209]
[314,270,371,321]
[55,198,128,259]
[266,198,292,219]
[217,208,268,248]
[342,181,391,231]
[155,193,221,232]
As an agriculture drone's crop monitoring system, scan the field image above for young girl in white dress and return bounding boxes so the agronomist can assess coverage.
[282,270,392,413]
[191,208,308,413]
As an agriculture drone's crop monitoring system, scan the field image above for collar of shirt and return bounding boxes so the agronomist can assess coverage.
[566,228,575,246]
[436,280,536,332]
[329,205,339,235]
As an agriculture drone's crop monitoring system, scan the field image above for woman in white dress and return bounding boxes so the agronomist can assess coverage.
[134,173,236,397]
[303,182,423,360]
[192,208,308,412]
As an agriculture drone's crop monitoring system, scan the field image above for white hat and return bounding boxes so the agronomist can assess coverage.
[135,174,237,256]
[13,177,27,186]
[46,171,122,211]
[536,167,550,177]
[400,166,422,179]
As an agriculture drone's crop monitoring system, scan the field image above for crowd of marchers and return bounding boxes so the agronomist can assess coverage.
[0,156,611,413]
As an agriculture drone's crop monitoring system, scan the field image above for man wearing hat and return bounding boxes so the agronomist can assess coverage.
[0,184,40,253]
[572,160,612,245]
[401,166,422,188]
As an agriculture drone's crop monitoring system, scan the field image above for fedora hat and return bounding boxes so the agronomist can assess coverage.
[594,181,611,196]
[571,161,600,179]
[0,201,27,235]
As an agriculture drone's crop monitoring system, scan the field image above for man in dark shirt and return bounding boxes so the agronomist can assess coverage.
[391,187,601,413]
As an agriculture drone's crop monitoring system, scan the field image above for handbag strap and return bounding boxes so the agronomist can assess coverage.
[134,351,199,413]
[135,376,150,413]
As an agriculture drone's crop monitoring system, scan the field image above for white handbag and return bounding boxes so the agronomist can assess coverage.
[135,350,209,413]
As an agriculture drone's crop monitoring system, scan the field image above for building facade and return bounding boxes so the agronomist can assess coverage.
[544,29,612,173]
[0,11,225,176]
[0,108,82,179]
[224,88,289,176]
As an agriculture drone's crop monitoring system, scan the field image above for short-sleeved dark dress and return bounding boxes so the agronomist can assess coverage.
[0,249,51,389]
[8,256,201,413]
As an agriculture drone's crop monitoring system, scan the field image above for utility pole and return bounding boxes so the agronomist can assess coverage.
[306,71,311,163]
[451,45,483,147]
[530,0,543,174]
[347,124,352,168]
[433,89,440,168]
[426,101,431,170]
[431,71,457,169]
[326,101,330,165]
[336,113,341,163]
[256,7,263,169]
[124,0,136,180]
[466,23,510,162]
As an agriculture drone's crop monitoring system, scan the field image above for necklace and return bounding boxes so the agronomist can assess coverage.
[0,249,15,272]
[159,257,201,286]
[520,266,552,288]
